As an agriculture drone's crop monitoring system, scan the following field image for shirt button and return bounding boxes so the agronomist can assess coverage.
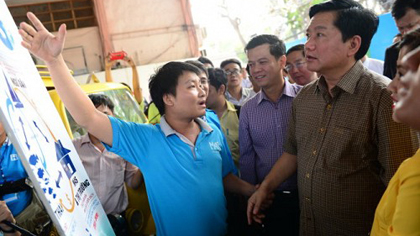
[327,104,332,110]
[306,173,310,179]
[319,127,325,133]
[305,197,311,202]
[312,150,317,156]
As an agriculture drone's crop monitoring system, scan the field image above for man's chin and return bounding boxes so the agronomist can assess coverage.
[199,110,206,117]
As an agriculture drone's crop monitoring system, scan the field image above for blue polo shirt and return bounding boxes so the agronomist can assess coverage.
[0,139,31,216]
[105,116,235,236]
[205,109,238,176]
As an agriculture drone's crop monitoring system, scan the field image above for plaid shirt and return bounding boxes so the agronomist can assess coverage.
[239,80,301,191]
[284,61,418,235]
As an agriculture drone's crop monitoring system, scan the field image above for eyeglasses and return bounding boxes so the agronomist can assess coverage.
[225,69,241,76]
[285,61,306,72]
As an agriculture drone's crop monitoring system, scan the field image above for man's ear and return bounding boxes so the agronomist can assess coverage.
[163,94,174,107]
[348,35,361,58]
[218,84,226,95]
[278,54,287,68]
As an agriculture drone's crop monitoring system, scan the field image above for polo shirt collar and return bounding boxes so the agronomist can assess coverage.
[160,116,213,137]
[257,79,298,104]
[315,61,364,95]
[226,100,237,112]
[1,137,10,148]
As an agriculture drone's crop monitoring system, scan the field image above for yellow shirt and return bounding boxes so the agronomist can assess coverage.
[147,102,161,125]
[371,149,420,236]
[220,101,240,168]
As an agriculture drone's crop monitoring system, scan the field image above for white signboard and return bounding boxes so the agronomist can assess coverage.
[0,1,115,235]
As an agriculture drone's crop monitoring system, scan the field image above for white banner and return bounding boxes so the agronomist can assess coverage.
[0,1,115,235]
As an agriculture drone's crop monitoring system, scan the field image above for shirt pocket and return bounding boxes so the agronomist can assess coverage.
[326,121,373,170]
[106,157,125,189]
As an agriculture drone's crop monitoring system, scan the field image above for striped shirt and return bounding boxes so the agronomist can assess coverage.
[239,80,301,191]
[284,61,418,235]
[72,134,139,215]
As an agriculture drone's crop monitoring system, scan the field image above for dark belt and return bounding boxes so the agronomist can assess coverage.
[0,178,33,197]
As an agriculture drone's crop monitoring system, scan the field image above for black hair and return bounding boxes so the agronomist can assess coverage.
[88,94,115,113]
[185,60,209,78]
[149,62,201,115]
[245,64,251,75]
[392,0,420,20]
[207,68,227,91]
[244,34,286,60]
[286,44,305,57]
[397,28,420,52]
[197,56,214,68]
[220,58,242,70]
[309,0,379,61]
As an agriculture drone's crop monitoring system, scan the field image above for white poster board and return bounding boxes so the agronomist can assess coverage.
[0,1,115,235]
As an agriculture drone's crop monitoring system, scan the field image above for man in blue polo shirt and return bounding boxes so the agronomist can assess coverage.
[0,122,52,235]
[0,121,32,234]
[20,12,257,236]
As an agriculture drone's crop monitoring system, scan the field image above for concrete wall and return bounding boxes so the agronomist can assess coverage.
[62,27,103,74]
[104,0,195,65]
[31,27,103,75]
[7,0,200,75]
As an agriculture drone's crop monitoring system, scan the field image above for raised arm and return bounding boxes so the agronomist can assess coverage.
[19,12,113,145]
[104,55,114,83]
[126,57,143,104]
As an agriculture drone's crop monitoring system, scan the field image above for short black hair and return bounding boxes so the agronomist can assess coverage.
[397,28,420,52]
[88,94,114,113]
[309,0,379,61]
[392,0,420,20]
[197,56,214,68]
[286,44,305,57]
[245,64,251,75]
[185,60,209,78]
[207,68,227,91]
[244,34,286,60]
[149,62,201,115]
[220,58,242,70]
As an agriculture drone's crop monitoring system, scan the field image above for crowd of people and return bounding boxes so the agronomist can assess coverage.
[0,0,419,235]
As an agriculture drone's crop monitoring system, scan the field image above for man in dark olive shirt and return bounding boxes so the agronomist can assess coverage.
[247,1,417,235]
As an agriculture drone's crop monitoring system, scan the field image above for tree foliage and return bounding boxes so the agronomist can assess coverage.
[267,0,391,41]
[210,0,394,61]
